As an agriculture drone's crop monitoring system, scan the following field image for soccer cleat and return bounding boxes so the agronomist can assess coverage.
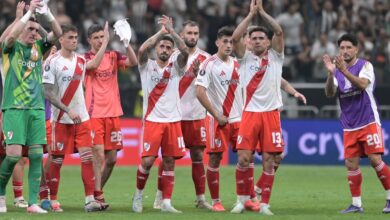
[212,201,225,212]
[27,204,48,214]
[132,193,143,213]
[84,201,102,212]
[14,197,28,208]
[97,200,109,211]
[153,192,162,209]
[340,204,364,214]
[195,200,213,210]
[161,202,182,213]
[383,200,390,214]
[50,200,64,212]
[0,196,7,213]
[244,199,260,212]
[230,202,245,214]
[40,199,51,211]
[259,203,274,215]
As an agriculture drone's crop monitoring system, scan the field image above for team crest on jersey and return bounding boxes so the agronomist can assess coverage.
[215,139,222,148]
[56,142,64,151]
[30,47,39,61]
[237,135,242,144]
[7,131,13,140]
[78,62,84,70]
[143,142,151,152]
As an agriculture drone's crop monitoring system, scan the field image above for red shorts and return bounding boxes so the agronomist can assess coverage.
[205,116,240,154]
[50,120,93,155]
[181,119,206,148]
[90,117,123,151]
[236,110,284,153]
[141,121,186,158]
[344,123,385,158]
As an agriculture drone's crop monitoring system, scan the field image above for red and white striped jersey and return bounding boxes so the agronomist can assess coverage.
[42,52,89,124]
[238,49,284,112]
[139,54,184,122]
[177,48,210,120]
[195,55,243,123]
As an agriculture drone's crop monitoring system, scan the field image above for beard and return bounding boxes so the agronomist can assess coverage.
[158,53,169,62]
[185,39,197,48]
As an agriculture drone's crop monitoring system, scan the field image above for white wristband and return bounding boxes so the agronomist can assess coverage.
[20,10,32,24]
[45,9,55,22]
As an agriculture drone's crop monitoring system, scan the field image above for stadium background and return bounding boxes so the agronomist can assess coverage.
[1,0,390,165]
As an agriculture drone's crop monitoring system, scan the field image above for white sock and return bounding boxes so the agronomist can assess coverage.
[85,195,95,204]
[352,196,362,207]
[136,189,143,196]
[156,190,162,197]
[196,194,205,202]
[212,199,220,205]
[386,190,390,200]
[162,199,171,206]
[238,195,250,204]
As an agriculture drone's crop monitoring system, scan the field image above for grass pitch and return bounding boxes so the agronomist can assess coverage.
[2,165,390,220]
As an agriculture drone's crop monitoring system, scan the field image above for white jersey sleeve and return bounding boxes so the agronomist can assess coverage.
[43,52,60,85]
[359,61,375,84]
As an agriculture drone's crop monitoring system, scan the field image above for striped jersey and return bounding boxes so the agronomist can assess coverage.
[1,40,51,110]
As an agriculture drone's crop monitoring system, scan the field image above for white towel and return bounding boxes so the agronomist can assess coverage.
[113,19,132,48]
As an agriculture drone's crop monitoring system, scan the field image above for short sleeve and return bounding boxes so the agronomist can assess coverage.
[138,59,151,74]
[115,51,128,69]
[333,76,338,87]
[359,61,374,84]
[42,56,56,84]
[195,59,212,89]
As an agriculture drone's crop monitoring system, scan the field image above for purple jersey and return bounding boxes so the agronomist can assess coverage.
[334,58,381,130]
[45,99,51,121]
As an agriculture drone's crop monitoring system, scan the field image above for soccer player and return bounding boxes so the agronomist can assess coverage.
[0,0,62,213]
[132,15,189,213]
[195,26,253,212]
[84,22,137,205]
[231,0,285,215]
[43,23,108,212]
[323,33,390,214]
[153,20,212,210]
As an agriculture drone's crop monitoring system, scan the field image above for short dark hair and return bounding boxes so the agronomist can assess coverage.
[156,34,174,45]
[87,24,104,38]
[249,26,273,40]
[29,15,38,23]
[182,20,199,29]
[217,26,234,39]
[61,24,78,35]
[337,33,358,47]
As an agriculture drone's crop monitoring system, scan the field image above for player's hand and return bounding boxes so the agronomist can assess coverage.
[103,21,110,43]
[16,1,26,19]
[334,55,347,73]
[322,54,336,75]
[49,45,57,56]
[28,0,43,13]
[68,109,82,124]
[192,59,201,76]
[294,92,307,105]
[249,0,257,15]
[158,15,174,34]
[216,114,228,126]
[257,0,264,13]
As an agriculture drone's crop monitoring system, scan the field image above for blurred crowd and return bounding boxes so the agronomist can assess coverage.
[1,0,390,85]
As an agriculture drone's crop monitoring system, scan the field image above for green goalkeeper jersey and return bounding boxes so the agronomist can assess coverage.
[1,39,51,110]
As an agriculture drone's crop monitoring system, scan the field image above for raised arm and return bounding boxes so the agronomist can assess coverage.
[0,1,25,46]
[257,0,284,53]
[86,22,109,70]
[124,44,138,67]
[138,28,167,66]
[232,0,257,58]
[323,55,337,97]
[44,7,62,43]
[159,15,189,68]
[4,0,42,48]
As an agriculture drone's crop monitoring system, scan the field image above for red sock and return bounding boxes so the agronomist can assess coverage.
[48,156,64,200]
[375,161,390,190]
[207,166,219,200]
[136,165,150,190]
[192,161,205,196]
[347,169,362,197]
[39,171,50,200]
[162,170,174,199]
[12,181,23,198]
[249,163,256,199]
[255,173,264,189]
[94,190,104,201]
[80,151,95,197]
[157,162,163,191]
[260,171,275,204]
[236,164,251,196]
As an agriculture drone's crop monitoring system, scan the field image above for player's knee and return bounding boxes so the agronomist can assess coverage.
[238,155,250,167]
[190,151,203,162]
[106,156,117,168]
[368,154,382,167]
[162,157,175,170]
[345,158,359,170]
[141,157,155,169]
[208,153,222,168]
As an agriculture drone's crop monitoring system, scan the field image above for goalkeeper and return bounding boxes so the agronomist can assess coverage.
[83,19,138,207]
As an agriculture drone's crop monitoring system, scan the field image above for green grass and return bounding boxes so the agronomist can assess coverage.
[1,165,390,220]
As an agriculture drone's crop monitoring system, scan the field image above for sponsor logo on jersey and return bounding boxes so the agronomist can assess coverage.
[18,59,41,69]
[96,70,114,78]
[220,79,240,86]
[62,75,83,81]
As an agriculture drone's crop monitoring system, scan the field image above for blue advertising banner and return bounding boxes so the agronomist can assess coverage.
[229,120,390,165]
